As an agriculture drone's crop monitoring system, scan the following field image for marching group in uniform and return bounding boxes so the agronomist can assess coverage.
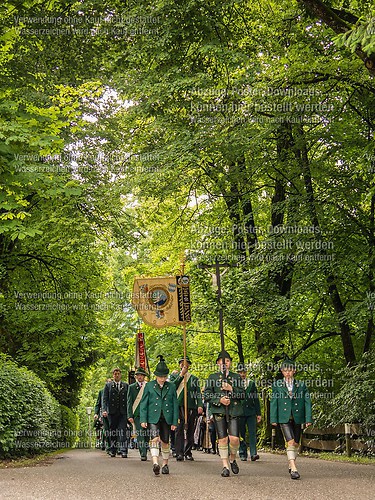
[93,351,312,479]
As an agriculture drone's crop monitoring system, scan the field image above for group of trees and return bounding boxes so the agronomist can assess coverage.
[1,0,374,435]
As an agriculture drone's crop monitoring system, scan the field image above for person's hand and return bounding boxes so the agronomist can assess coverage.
[171,425,177,431]
[305,422,312,428]
[94,414,98,420]
[128,418,134,424]
[222,382,233,392]
[257,415,262,423]
[220,396,231,406]
[141,422,147,428]
[102,411,108,418]
[197,406,203,415]
[271,422,277,427]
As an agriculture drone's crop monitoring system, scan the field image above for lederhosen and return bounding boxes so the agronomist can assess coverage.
[148,384,170,443]
[279,380,301,443]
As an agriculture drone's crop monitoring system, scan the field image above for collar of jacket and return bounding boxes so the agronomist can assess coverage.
[153,381,169,397]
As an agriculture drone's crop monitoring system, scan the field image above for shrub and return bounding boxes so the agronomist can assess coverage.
[0,354,76,457]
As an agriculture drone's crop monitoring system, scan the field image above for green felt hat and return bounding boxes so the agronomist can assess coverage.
[178,356,192,365]
[154,355,169,376]
[216,350,232,363]
[135,367,148,376]
[280,357,296,369]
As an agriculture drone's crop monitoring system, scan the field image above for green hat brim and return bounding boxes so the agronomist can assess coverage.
[135,367,148,376]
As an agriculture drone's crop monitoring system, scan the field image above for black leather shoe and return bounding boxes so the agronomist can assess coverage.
[161,464,169,474]
[141,456,147,461]
[185,455,194,461]
[153,463,160,475]
[110,453,116,457]
[240,457,247,461]
[230,460,239,475]
[250,454,259,461]
[121,453,128,458]
[221,467,230,477]
[290,470,300,480]
[176,455,184,461]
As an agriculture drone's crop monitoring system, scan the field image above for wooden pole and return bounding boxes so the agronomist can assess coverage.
[181,256,188,437]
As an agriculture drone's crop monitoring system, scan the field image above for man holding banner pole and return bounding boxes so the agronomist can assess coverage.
[170,356,203,461]
[127,367,149,461]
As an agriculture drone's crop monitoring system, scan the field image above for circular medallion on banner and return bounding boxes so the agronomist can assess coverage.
[148,285,172,310]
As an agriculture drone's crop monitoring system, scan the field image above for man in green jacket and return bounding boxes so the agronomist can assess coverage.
[237,363,262,462]
[270,358,312,480]
[203,350,245,477]
[127,367,149,461]
[170,356,203,461]
[140,355,178,476]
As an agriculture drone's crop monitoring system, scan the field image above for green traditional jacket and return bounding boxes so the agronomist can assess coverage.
[140,380,179,426]
[242,380,261,417]
[270,379,312,424]
[203,370,245,417]
[170,372,203,410]
[127,381,147,419]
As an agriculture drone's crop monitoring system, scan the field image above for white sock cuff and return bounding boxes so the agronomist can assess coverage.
[218,445,229,459]
[150,447,159,457]
[286,446,296,461]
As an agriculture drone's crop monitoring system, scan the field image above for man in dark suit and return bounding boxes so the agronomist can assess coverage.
[237,363,261,462]
[170,356,203,461]
[102,368,129,458]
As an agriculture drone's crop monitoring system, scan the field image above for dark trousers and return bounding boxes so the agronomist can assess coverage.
[108,413,129,454]
[209,421,217,452]
[134,416,149,457]
[102,416,110,450]
[175,407,197,457]
[239,415,257,458]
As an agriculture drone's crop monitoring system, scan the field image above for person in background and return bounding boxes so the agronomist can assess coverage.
[127,367,149,461]
[237,363,262,462]
[270,358,312,480]
[170,356,203,461]
[102,368,129,458]
[94,378,112,452]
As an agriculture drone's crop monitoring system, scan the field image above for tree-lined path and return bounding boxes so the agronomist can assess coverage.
[1,450,374,500]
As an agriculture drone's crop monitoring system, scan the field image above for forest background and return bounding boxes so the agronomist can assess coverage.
[0,0,374,456]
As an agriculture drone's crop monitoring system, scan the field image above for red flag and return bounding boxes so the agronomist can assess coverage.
[135,330,150,373]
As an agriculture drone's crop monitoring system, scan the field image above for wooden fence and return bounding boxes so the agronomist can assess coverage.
[301,424,374,456]
[271,424,374,456]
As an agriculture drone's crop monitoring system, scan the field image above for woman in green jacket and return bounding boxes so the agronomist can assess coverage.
[140,355,178,476]
[270,358,312,480]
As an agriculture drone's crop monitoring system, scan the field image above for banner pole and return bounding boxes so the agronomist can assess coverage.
[181,256,189,439]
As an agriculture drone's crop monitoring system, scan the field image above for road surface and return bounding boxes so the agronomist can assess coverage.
[0,448,374,500]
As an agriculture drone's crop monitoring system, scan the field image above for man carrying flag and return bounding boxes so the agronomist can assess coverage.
[127,367,149,461]
[170,356,203,461]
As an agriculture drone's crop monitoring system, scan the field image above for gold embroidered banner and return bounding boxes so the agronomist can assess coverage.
[132,276,191,328]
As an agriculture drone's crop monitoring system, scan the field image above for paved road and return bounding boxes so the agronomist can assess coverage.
[0,449,374,500]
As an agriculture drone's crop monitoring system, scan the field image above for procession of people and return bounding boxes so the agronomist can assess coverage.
[93,352,312,479]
